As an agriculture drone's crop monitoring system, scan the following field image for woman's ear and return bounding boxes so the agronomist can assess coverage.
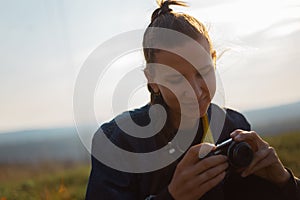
[148,83,160,94]
[144,68,160,93]
[211,50,217,68]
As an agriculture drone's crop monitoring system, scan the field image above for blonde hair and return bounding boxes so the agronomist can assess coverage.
[143,0,214,64]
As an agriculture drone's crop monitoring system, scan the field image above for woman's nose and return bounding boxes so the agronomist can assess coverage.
[184,77,204,99]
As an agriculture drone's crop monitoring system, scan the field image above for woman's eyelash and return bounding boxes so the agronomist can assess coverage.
[198,68,212,76]
[166,77,183,83]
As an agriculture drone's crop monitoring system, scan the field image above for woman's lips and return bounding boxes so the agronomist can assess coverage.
[180,96,209,117]
[181,96,207,107]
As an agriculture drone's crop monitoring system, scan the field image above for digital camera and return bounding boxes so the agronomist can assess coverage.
[204,138,254,168]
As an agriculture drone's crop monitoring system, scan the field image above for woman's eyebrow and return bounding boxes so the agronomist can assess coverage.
[165,74,183,78]
[195,64,214,71]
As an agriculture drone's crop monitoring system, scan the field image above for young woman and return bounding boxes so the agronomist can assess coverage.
[86,1,300,199]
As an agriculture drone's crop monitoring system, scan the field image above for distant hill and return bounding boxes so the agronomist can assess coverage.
[0,127,90,164]
[1,101,300,164]
[244,101,300,135]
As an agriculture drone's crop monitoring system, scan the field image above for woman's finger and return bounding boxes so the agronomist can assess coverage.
[177,143,216,176]
[242,146,273,177]
[192,161,228,185]
[233,131,268,151]
[242,147,278,177]
[230,129,244,138]
[191,155,227,175]
[195,171,226,198]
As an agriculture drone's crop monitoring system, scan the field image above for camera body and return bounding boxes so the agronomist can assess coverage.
[204,138,254,169]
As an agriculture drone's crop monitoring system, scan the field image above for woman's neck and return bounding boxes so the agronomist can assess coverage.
[167,109,200,131]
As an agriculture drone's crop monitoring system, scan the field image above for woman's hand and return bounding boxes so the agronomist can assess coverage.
[230,130,291,186]
[168,143,228,200]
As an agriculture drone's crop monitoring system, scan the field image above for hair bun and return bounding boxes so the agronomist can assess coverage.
[159,1,172,15]
[151,0,187,22]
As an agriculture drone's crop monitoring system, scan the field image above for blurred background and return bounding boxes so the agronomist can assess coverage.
[0,0,300,199]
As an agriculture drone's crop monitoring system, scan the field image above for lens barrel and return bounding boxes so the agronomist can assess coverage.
[228,141,253,168]
[203,138,253,169]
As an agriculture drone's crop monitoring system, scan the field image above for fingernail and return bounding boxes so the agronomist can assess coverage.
[241,171,248,177]
[235,135,241,140]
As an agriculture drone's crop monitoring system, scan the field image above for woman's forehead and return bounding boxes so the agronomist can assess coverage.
[154,40,213,74]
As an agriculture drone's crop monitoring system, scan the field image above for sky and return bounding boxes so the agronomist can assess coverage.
[0,0,300,133]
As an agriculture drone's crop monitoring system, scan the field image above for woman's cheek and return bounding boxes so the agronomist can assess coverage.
[204,72,216,99]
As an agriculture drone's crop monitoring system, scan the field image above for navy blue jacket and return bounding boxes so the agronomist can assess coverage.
[86,104,300,200]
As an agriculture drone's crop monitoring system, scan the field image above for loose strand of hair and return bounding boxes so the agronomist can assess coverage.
[156,0,188,9]
[151,0,188,22]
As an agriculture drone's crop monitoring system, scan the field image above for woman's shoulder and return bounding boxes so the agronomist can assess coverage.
[225,107,250,127]
[93,104,153,152]
[210,103,251,131]
[100,104,151,135]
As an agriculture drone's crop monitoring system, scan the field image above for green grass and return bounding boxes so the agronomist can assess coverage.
[0,131,299,199]
[0,163,90,200]
[263,131,300,177]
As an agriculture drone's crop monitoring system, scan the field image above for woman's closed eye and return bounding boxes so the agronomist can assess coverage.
[165,76,183,84]
[197,65,214,77]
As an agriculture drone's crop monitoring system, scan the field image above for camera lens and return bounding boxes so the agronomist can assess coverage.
[228,142,253,168]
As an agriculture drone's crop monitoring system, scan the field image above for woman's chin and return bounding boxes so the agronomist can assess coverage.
[180,105,209,118]
[181,109,205,119]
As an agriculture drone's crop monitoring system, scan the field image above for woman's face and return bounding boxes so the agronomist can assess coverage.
[148,39,216,119]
